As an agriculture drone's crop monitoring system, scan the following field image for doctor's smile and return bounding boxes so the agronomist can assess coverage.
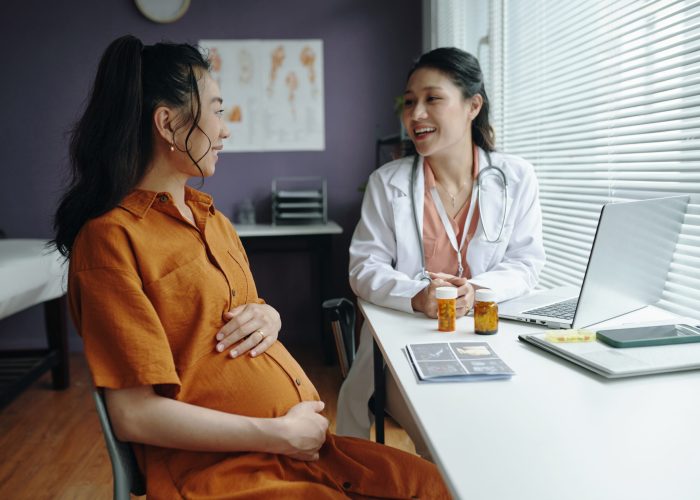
[413,126,437,140]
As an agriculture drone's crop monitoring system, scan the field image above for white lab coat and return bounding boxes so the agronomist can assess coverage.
[336,147,546,439]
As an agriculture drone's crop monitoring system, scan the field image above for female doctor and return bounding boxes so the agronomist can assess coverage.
[336,47,546,453]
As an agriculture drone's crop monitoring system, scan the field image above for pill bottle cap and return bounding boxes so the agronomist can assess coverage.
[475,289,497,303]
[436,286,458,299]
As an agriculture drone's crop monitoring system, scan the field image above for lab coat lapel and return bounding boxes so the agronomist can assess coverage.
[389,156,425,277]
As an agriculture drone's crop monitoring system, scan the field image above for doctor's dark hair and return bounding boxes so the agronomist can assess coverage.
[52,35,211,257]
[408,47,496,152]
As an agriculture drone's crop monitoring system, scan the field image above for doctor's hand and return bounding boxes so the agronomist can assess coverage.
[215,303,281,358]
[429,272,475,317]
[411,276,454,318]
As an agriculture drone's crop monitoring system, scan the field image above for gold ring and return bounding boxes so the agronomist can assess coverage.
[257,330,265,341]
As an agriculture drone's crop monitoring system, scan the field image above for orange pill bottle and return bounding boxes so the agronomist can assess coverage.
[436,287,457,332]
[473,289,498,335]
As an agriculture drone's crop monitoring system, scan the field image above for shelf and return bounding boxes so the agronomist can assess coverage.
[0,349,59,408]
[276,202,324,209]
[272,176,328,226]
[276,190,323,199]
[276,212,325,219]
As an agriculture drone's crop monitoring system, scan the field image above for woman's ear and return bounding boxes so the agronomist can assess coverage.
[469,94,484,121]
[153,106,176,145]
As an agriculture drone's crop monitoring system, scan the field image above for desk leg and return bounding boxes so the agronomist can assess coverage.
[373,338,385,444]
[44,295,69,389]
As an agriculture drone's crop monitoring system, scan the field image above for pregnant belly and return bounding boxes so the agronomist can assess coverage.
[176,341,320,418]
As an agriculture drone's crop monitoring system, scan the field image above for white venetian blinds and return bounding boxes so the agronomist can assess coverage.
[492,0,700,320]
[424,0,470,51]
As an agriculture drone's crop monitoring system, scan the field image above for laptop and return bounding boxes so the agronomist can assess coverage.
[498,195,689,329]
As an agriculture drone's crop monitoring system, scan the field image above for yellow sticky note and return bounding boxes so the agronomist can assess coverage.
[544,329,596,343]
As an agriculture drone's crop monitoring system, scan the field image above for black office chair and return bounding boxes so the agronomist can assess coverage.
[92,388,146,499]
[322,298,356,378]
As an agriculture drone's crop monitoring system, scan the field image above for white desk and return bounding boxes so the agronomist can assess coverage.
[236,222,343,362]
[0,239,69,407]
[360,299,700,500]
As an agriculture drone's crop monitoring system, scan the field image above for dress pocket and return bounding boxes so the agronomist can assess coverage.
[143,255,229,362]
[224,248,256,305]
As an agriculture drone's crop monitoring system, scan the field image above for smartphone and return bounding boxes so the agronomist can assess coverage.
[596,324,700,348]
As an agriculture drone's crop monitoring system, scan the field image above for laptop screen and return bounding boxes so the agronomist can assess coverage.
[572,195,688,327]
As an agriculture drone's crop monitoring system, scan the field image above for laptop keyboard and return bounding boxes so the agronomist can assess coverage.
[523,298,579,321]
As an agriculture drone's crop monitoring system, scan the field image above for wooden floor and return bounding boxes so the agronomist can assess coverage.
[0,346,414,499]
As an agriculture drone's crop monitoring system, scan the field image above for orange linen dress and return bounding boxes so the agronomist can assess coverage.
[68,187,450,500]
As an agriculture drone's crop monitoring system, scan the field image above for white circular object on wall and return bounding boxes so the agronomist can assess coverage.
[134,0,190,24]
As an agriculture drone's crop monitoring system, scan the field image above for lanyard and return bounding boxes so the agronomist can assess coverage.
[430,183,478,278]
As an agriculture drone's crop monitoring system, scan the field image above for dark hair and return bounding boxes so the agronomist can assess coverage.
[52,35,211,256]
[407,47,495,152]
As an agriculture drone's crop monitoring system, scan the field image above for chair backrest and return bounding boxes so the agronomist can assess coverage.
[322,298,356,378]
[92,388,146,499]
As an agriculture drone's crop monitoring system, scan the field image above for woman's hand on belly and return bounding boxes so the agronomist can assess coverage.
[215,303,281,358]
[274,401,329,461]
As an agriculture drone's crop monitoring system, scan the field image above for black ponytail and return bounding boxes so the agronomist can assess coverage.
[407,47,496,152]
[52,35,210,257]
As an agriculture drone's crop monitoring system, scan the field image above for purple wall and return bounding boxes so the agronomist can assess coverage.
[0,0,422,350]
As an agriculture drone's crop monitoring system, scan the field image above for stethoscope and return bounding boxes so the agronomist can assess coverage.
[410,151,508,282]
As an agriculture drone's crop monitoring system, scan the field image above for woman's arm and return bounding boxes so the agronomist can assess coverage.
[349,168,429,313]
[106,385,328,461]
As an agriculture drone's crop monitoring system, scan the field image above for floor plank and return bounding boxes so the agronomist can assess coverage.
[0,344,413,498]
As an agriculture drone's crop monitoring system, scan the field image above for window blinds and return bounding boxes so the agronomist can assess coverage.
[492,0,700,320]
[424,0,470,51]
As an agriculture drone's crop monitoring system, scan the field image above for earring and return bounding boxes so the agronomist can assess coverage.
[170,144,175,152]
